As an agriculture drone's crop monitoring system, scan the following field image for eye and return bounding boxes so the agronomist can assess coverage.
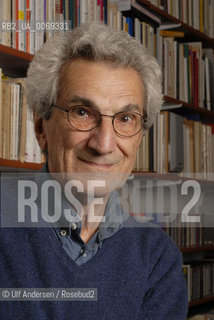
[73,106,90,118]
[117,113,135,123]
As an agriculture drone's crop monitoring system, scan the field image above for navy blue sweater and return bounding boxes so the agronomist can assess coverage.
[0,223,188,320]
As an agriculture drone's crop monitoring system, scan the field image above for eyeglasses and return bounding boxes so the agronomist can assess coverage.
[51,104,145,137]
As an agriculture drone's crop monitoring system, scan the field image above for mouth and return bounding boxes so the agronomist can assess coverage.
[78,158,115,169]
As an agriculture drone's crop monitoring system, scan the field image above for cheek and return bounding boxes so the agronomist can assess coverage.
[60,131,90,151]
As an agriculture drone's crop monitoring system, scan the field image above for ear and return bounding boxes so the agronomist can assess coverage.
[33,112,47,152]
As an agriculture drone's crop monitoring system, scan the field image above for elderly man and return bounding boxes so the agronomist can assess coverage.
[0,23,188,319]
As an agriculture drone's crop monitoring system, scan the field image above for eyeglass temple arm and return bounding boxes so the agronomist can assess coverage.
[51,104,69,113]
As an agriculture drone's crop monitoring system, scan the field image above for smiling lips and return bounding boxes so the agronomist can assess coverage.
[78,157,118,168]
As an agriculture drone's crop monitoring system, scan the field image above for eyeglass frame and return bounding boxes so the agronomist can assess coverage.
[51,103,147,137]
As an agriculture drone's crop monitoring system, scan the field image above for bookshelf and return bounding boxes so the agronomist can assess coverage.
[133,0,214,48]
[0,0,214,316]
[163,96,214,123]
[0,158,42,171]
[181,245,214,254]
[0,44,33,77]
[189,296,214,308]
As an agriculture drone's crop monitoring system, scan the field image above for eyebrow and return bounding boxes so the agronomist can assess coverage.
[67,95,143,115]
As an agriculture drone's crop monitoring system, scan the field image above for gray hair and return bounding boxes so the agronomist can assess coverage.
[26,22,163,128]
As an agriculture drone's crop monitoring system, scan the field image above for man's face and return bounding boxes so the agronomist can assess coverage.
[35,60,144,195]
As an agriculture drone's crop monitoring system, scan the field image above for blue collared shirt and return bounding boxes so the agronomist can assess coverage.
[36,163,123,265]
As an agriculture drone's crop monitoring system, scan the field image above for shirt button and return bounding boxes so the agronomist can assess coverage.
[71,223,77,230]
[60,229,67,236]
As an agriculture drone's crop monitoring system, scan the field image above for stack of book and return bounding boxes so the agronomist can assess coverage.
[146,0,214,39]
[0,0,109,54]
[0,69,43,163]
[134,111,214,178]
[183,260,214,301]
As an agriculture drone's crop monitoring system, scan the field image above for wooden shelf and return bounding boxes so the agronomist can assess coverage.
[163,96,214,123]
[0,159,43,171]
[132,171,214,185]
[189,295,214,307]
[0,44,33,77]
[181,245,214,253]
[136,0,214,48]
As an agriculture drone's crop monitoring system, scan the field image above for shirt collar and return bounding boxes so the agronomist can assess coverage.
[36,163,123,240]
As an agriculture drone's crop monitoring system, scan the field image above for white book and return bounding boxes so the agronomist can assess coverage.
[182,0,187,23]
[25,109,34,163]
[201,58,205,107]
[205,56,211,111]
[18,0,25,51]
[29,0,35,54]
[65,0,69,22]
[174,40,177,99]
[192,0,197,29]
[141,133,145,171]
[211,128,214,173]
[163,38,168,96]
[179,43,184,101]
[11,0,16,49]
[193,121,200,177]
[96,0,101,22]
[11,83,16,160]
[157,113,164,173]
[183,48,188,102]
[80,0,89,24]
[88,0,95,21]
[208,0,214,38]
[206,125,212,180]
[14,83,20,160]
[2,0,11,47]
[116,11,122,30]
[188,0,192,27]
[183,123,189,173]
[134,18,141,43]
[35,0,44,52]
[167,0,171,15]
[149,26,154,56]
[155,28,160,64]
[46,0,54,41]
[201,124,207,179]
[196,0,199,30]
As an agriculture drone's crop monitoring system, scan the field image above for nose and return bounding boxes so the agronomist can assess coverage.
[87,116,117,155]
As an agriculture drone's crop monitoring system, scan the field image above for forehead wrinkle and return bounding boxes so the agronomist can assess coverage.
[59,63,144,113]
[66,94,142,114]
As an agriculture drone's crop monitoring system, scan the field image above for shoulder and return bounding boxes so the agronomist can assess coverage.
[113,218,183,275]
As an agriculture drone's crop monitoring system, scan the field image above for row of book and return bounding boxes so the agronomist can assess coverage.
[165,224,213,249]
[146,0,214,39]
[162,42,213,110]
[183,260,214,301]
[134,111,214,179]
[0,0,109,53]
[0,70,43,163]
[0,1,213,110]
[115,15,214,110]
[105,5,214,110]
